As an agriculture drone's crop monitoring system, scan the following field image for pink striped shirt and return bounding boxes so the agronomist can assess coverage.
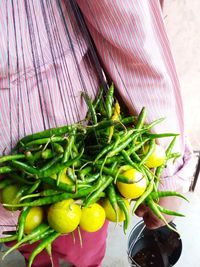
[0,0,193,234]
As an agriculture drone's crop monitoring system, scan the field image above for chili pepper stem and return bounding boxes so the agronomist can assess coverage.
[28,232,60,267]
[2,224,50,260]
[71,231,76,244]
[46,243,54,267]
[20,193,40,201]
[77,226,83,248]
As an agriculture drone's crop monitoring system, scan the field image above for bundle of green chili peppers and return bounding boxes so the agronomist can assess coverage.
[0,84,188,267]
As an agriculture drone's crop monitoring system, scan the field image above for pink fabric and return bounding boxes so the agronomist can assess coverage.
[77,0,193,187]
[2,206,108,267]
[8,221,108,267]
[0,0,193,265]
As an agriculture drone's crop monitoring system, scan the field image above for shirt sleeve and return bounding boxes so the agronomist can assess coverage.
[0,205,19,235]
[77,0,194,192]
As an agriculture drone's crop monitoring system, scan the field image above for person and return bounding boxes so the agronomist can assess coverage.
[0,0,193,266]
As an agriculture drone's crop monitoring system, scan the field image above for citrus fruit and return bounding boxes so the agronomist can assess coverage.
[144,144,166,168]
[117,168,147,199]
[1,184,20,211]
[79,203,106,232]
[51,168,73,185]
[100,198,130,222]
[24,206,44,234]
[43,169,73,190]
[47,199,81,234]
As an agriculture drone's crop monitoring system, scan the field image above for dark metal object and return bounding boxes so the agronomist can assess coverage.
[128,220,182,267]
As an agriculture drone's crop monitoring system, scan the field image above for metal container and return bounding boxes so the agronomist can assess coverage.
[127,220,182,267]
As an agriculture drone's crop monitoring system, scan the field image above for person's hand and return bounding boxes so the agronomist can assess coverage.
[135,196,182,229]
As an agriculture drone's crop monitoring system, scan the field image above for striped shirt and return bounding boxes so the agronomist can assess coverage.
[0,0,193,234]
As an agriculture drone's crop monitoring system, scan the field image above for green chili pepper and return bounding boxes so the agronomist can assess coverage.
[41,149,54,160]
[106,183,118,221]
[20,189,62,201]
[78,173,100,184]
[2,223,50,259]
[39,154,63,172]
[132,179,154,215]
[98,98,107,117]
[25,151,34,163]
[9,173,35,185]
[62,128,76,163]
[130,151,141,162]
[95,165,138,184]
[135,107,147,129]
[0,234,18,243]
[39,176,75,193]
[28,231,60,267]
[139,140,156,166]
[149,191,189,202]
[144,117,165,130]
[126,138,150,156]
[3,188,92,207]
[155,136,178,188]
[11,161,40,176]
[0,154,25,163]
[167,152,181,161]
[66,168,77,183]
[26,136,64,147]
[146,198,179,235]
[79,166,92,180]
[26,151,42,165]
[155,203,185,217]
[117,195,130,234]
[145,133,179,139]
[15,185,31,200]
[105,83,114,119]
[107,131,143,158]
[97,156,119,165]
[121,150,142,172]
[16,125,74,146]
[94,143,115,162]
[118,116,136,127]
[165,136,178,157]
[82,92,97,124]
[86,119,118,133]
[17,206,31,242]
[29,228,55,244]
[25,180,41,196]
[0,166,13,174]
[38,150,83,178]
[83,176,113,207]
[51,142,64,154]
[93,86,104,110]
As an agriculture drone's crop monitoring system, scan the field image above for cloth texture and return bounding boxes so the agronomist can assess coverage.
[18,221,108,267]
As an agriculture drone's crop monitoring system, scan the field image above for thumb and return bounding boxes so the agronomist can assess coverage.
[135,204,149,217]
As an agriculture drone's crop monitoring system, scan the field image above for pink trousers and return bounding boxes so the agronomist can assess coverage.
[16,221,108,267]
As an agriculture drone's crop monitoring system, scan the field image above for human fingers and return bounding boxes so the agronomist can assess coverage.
[135,204,149,217]
[143,210,165,229]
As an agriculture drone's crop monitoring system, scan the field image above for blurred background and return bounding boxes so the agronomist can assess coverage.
[164,0,200,152]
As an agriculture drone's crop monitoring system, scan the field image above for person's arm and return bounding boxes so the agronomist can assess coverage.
[0,205,19,235]
[77,0,194,228]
